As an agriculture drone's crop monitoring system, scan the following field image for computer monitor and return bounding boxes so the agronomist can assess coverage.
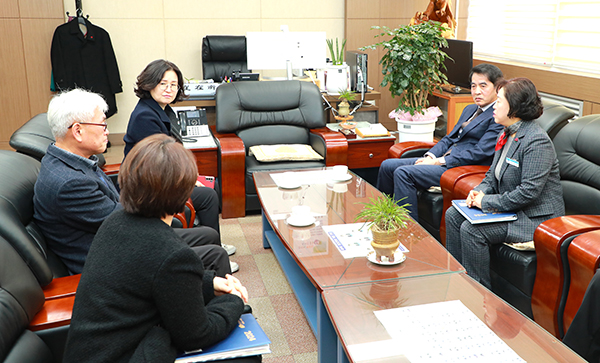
[246,31,327,76]
[441,39,473,89]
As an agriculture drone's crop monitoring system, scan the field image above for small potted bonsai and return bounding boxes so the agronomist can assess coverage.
[361,21,449,140]
[355,194,411,263]
[336,89,356,117]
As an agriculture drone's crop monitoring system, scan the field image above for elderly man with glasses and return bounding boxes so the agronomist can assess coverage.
[33,89,231,277]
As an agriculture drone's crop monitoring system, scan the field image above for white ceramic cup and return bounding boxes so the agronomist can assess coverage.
[291,205,311,219]
[332,165,348,179]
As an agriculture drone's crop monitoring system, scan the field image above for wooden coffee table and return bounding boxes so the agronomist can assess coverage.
[254,168,464,362]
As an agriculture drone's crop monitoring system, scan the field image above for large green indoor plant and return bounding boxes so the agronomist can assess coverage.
[361,21,449,119]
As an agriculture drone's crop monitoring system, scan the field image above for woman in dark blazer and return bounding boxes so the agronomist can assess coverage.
[124,60,238,267]
[446,78,564,289]
[64,134,258,363]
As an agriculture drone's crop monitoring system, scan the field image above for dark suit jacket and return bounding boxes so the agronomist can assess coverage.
[51,19,122,117]
[428,103,503,168]
[475,120,564,242]
[33,144,121,274]
[123,98,176,158]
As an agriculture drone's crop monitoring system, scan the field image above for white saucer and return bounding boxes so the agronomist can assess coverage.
[330,173,352,182]
[278,182,301,190]
[367,251,407,266]
[286,215,316,227]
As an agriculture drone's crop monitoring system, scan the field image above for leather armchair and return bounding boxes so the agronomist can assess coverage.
[0,233,70,362]
[202,35,249,82]
[388,99,574,242]
[531,114,600,337]
[213,80,347,218]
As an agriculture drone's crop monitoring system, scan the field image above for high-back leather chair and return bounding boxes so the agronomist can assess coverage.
[213,80,346,218]
[202,35,249,82]
[0,150,69,284]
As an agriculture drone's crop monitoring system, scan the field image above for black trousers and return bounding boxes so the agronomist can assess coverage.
[173,228,230,277]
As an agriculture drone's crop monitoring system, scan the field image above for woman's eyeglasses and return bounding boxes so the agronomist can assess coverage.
[158,82,180,92]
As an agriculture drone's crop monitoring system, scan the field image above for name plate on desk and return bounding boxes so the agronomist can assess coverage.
[184,82,220,97]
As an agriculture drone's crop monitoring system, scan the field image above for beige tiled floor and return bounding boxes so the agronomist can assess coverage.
[220,214,318,363]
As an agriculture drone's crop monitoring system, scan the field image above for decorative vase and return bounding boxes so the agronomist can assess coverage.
[370,224,400,262]
[325,64,350,95]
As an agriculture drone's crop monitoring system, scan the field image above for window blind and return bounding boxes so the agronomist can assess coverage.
[466,0,600,75]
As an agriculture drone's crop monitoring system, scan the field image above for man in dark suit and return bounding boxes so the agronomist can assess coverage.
[377,64,504,220]
[33,89,232,276]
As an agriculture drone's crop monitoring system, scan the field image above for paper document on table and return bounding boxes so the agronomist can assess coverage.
[374,300,525,363]
[322,223,408,259]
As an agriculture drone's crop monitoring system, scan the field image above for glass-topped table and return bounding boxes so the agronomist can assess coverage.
[255,168,464,362]
[323,273,585,362]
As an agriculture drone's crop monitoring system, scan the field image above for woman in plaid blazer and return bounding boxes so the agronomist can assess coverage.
[445,78,565,289]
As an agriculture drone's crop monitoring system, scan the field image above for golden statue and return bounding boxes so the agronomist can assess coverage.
[411,0,456,39]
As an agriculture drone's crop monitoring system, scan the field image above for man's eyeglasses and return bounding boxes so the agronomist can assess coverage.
[158,82,179,92]
[68,122,108,132]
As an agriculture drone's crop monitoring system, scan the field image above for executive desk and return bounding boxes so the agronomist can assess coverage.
[255,168,464,362]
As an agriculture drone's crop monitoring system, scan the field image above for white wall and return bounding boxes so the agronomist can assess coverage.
[63,0,345,134]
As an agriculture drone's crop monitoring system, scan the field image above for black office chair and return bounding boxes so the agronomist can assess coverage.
[202,35,249,82]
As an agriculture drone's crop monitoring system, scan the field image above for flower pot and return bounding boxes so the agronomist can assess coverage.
[325,64,350,95]
[337,100,350,116]
[370,224,400,262]
[396,118,437,142]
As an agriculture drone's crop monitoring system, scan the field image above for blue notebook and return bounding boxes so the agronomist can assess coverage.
[176,314,271,362]
[452,200,517,224]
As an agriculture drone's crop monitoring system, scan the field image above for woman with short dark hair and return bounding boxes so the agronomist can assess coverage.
[64,134,258,363]
[446,78,564,289]
[124,59,238,271]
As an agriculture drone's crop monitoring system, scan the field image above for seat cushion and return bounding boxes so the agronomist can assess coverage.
[249,144,324,162]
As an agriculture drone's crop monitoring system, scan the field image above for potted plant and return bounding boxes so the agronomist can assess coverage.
[361,21,449,141]
[336,89,356,117]
[325,38,349,94]
[355,194,411,263]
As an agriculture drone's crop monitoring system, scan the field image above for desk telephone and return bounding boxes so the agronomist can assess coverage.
[177,109,209,137]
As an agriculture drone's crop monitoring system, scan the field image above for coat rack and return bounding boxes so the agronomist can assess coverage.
[66,0,89,20]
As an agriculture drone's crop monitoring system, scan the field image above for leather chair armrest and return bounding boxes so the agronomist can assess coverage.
[564,230,600,333]
[101,163,120,175]
[173,199,195,228]
[439,165,489,244]
[310,128,348,166]
[29,295,75,331]
[212,126,246,219]
[388,141,437,158]
[532,215,600,337]
[42,274,80,300]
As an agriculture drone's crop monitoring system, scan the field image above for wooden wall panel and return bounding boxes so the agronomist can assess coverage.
[0,19,31,149]
[19,0,64,18]
[0,0,20,18]
[345,0,379,19]
[22,18,63,116]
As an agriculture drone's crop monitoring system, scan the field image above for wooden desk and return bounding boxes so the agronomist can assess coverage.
[323,273,585,362]
[255,169,464,362]
[430,91,474,134]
